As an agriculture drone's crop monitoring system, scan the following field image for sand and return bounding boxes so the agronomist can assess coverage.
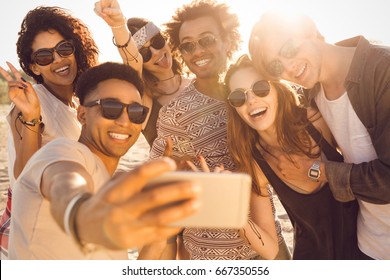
[0,104,293,258]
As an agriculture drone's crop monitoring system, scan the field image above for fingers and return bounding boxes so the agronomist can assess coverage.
[125,181,201,215]
[103,157,177,204]
[213,164,225,173]
[6,62,23,80]
[198,155,210,172]
[185,160,198,171]
[139,198,200,226]
[0,62,22,82]
[163,137,173,157]
[93,2,103,16]
[0,66,12,81]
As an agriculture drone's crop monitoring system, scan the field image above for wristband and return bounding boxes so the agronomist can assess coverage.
[17,112,42,126]
[63,192,96,254]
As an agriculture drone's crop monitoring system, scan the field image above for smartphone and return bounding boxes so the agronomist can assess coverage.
[145,171,252,229]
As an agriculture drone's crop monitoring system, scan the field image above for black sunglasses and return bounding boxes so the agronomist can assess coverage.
[31,40,75,66]
[227,80,271,108]
[178,34,218,55]
[83,99,149,124]
[139,34,166,63]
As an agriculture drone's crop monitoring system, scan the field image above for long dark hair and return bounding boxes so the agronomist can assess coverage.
[225,55,320,195]
[16,6,99,86]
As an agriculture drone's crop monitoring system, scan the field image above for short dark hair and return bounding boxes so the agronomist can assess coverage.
[17,6,99,85]
[75,62,144,105]
[165,0,241,64]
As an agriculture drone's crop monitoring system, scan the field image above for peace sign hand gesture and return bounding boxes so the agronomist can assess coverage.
[0,62,40,120]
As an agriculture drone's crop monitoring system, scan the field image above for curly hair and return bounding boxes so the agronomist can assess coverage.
[16,6,99,86]
[127,17,183,97]
[224,55,319,195]
[164,0,241,66]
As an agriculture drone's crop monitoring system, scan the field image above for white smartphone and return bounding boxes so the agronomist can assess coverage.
[145,171,252,229]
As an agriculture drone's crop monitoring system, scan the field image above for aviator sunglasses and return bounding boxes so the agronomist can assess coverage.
[83,99,149,124]
[139,33,166,63]
[31,40,75,66]
[178,34,218,55]
[227,80,271,108]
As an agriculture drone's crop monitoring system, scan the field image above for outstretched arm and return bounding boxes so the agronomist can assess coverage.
[94,0,143,74]
[40,157,201,250]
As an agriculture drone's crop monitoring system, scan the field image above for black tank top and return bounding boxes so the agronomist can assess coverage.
[143,99,162,147]
[253,123,359,259]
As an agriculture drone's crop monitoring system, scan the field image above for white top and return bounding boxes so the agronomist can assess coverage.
[315,88,390,259]
[8,138,128,260]
[6,84,81,186]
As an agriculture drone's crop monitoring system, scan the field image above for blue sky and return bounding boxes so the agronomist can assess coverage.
[1,0,389,67]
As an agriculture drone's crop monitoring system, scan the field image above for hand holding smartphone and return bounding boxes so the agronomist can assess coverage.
[145,171,252,228]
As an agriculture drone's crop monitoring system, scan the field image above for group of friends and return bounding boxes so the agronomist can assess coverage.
[0,0,388,260]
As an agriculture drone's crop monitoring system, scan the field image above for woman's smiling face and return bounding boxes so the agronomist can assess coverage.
[228,66,278,133]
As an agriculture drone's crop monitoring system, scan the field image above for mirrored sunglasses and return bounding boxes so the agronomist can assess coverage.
[227,80,270,108]
[139,34,166,63]
[83,99,149,124]
[31,40,75,66]
[178,34,218,55]
[265,39,300,77]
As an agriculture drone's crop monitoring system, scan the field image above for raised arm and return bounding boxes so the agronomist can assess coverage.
[0,62,43,179]
[94,0,143,74]
[40,157,201,250]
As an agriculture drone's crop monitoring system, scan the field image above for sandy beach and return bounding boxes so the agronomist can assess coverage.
[0,104,293,258]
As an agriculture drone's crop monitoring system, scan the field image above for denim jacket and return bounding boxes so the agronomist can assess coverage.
[309,36,390,204]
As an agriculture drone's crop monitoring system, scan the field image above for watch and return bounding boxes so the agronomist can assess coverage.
[308,160,321,181]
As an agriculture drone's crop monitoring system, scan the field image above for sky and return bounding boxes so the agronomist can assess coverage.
[1,0,389,68]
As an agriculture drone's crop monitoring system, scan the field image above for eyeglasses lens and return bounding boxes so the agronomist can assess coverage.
[228,81,270,108]
[178,35,217,54]
[228,90,246,107]
[32,41,75,66]
[252,80,270,97]
[100,99,148,124]
[139,34,165,63]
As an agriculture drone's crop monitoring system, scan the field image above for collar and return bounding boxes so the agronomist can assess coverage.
[336,36,370,85]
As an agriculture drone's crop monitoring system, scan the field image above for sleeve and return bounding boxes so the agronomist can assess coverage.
[325,57,390,204]
[18,139,91,194]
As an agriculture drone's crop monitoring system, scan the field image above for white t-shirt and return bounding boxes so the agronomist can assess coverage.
[8,138,128,260]
[315,88,390,260]
[6,84,81,187]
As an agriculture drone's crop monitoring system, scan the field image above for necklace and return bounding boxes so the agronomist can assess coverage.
[158,73,176,82]
[154,75,182,97]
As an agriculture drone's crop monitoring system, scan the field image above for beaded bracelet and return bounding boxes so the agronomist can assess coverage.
[17,112,42,126]
[15,112,45,140]
[110,17,126,29]
[63,192,96,254]
[110,23,126,29]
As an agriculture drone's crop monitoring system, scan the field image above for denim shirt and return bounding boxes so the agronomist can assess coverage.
[309,36,390,204]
